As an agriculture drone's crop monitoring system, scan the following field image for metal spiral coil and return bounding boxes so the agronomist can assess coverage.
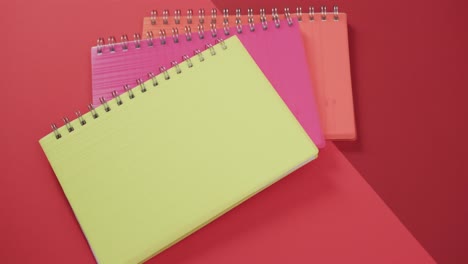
[136,78,147,93]
[112,90,123,105]
[284,8,293,26]
[223,8,229,25]
[216,38,227,50]
[194,49,204,62]
[172,28,179,43]
[199,8,205,24]
[182,55,193,68]
[96,38,104,54]
[159,29,166,45]
[321,6,327,21]
[197,24,205,39]
[124,84,136,98]
[223,24,230,36]
[150,10,157,25]
[247,8,255,32]
[184,25,192,41]
[63,117,74,132]
[98,6,340,54]
[75,110,86,125]
[121,35,129,51]
[159,66,170,80]
[272,8,280,28]
[97,32,158,54]
[171,61,182,74]
[260,8,267,30]
[146,31,154,47]
[108,36,116,52]
[174,9,181,24]
[222,9,230,35]
[187,9,193,24]
[51,123,61,139]
[99,97,111,112]
[162,9,169,24]
[147,6,340,26]
[206,43,216,56]
[147,72,159,87]
[134,33,141,49]
[333,6,339,21]
[309,7,315,21]
[210,23,217,38]
[235,8,242,33]
[296,7,302,22]
[211,8,217,25]
[88,104,99,119]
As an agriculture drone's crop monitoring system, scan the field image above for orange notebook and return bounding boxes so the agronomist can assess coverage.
[142,6,356,140]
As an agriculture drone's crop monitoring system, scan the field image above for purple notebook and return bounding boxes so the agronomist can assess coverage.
[91,19,325,148]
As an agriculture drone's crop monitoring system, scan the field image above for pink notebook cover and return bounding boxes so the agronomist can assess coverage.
[91,18,325,148]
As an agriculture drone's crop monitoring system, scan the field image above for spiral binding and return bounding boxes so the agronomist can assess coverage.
[296,7,302,22]
[197,24,205,39]
[121,35,129,51]
[211,9,217,25]
[162,9,169,24]
[184,25,192,41]
[174,9,181,24]
[284,8,293,25]
[187,9,193,24]
[51,39,228,139]
[146,31,154,47]
[248,8,255,32]
[235,8,242,33]
[148,6,340,25]
[99,6,336,54]
[260,8,267,30]
[172,28,179,43]
[97,6,341,55]
[134,33,141,48]
[159,29,167,45]
[199,8,205,24]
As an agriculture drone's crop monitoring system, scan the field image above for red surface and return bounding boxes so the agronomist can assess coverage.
[145,142,434,264]
[1,0,467,264]
[211,0,468,263]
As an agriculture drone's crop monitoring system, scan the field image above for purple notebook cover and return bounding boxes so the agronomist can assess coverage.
[91,18,325,148]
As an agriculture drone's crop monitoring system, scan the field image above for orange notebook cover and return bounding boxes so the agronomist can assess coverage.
[142,6,356,140]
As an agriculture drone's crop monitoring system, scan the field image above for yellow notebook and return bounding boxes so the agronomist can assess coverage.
[39,36,318,264]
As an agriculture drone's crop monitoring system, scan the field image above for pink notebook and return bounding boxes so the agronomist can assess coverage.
[91,18,325,148]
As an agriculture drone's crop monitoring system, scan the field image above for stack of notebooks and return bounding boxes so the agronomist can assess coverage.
[40,6,355,264]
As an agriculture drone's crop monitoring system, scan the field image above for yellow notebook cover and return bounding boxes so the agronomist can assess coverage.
[39,36,318,264]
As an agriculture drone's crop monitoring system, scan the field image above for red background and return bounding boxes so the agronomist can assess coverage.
[1,0,467,263]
